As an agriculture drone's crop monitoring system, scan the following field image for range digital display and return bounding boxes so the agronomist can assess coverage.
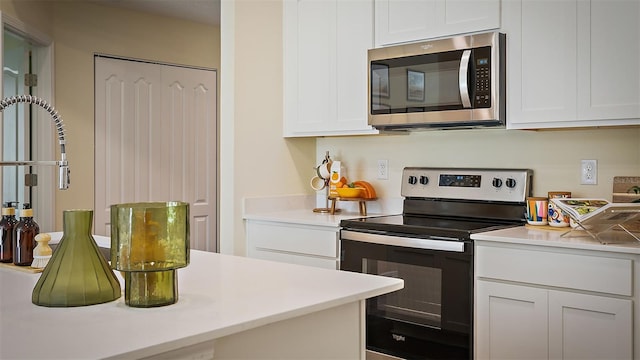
[439,174,481,187]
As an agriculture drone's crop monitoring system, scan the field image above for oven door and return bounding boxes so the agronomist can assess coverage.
[340,229,473,360]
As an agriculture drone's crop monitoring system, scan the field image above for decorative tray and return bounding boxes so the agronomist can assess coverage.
[0,262,44,273]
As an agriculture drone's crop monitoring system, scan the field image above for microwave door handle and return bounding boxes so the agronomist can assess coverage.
[459,50,472,108]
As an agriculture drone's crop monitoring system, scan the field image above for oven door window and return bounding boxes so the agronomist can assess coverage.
[340,236,472,334]
[364,259,442,329]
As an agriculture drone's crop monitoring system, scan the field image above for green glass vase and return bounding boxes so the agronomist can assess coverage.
[32,210,121,307]
[111,202,189,307]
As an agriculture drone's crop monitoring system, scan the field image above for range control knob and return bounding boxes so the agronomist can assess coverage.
[505,178,517,188]
[408,175,418,185]
[419,176,429,185]
[492,178,503,188]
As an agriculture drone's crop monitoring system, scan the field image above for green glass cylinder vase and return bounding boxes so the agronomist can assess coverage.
[32,209,121,307]
[111,202,189,308]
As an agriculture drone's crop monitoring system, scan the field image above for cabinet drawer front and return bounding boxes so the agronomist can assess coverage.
[476,246,633,296]
[247,222,338,258]
[249,249,338,270]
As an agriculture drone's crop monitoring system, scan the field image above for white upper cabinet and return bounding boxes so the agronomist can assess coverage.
[577,1,640,122]
[283,0,378,137]
[375,0,500,46]
[504,0,640,129]
[503,0,578,125]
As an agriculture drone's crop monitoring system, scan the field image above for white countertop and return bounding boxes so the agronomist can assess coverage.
[0,250,403,359]
[48,231,110,248]
[244,208,382,227]
[242,194,402,227]
[472,225,640,255]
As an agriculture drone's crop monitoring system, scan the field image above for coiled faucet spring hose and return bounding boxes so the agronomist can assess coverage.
[0,95,66,158]
[0,94,70,190]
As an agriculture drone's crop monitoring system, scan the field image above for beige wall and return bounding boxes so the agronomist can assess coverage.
[220,0,315,254]
[0,0,53,35]
[317,127,640,200]
[45,2,219,229]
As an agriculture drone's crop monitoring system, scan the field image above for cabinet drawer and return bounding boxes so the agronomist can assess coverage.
[247,221,338,258]
[250,249,338,270]
[476,246,633,296]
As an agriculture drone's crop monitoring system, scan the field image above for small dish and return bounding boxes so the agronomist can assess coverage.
[336,187,365,198]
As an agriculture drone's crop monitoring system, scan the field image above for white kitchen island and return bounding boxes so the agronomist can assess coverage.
[0,250,403,359]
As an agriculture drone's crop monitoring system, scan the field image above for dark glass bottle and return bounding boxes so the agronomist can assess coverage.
[13,203,40,266]
[0,202,19,263]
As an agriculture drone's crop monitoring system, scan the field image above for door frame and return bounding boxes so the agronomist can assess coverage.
[0,12,55,231]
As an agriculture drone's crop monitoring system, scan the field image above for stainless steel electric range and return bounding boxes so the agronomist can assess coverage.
[340,167,533,360]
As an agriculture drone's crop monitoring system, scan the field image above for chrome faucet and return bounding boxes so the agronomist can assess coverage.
[0,95,70,190]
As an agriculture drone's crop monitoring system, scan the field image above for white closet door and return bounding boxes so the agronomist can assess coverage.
[94,57,217,252]
[161,64,217,252]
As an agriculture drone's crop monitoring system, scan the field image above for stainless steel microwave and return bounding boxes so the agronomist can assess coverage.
[368,31,505,131]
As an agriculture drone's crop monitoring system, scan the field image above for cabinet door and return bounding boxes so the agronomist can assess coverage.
[505,0,640,129]
[476,281,548,359]
[548,290,632,360]
[375,0,500,46]
[577,0,640,122]
[439,0,500,37]
[283,0,377,137]
[503,0,578,127]
[336,0,375,132]
[295,0,336,134]
[375,0,437,46]
[245,220,339,269]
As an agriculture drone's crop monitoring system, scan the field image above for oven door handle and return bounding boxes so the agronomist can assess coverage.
[341,230,465,252]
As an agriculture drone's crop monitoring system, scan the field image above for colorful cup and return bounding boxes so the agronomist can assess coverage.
[547,191,571,227]
[526,197,548,225]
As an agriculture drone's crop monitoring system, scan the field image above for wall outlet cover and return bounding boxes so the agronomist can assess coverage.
[377,159,389,180]
[581,159,597,185]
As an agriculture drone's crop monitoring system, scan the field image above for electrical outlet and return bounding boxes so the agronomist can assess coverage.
[377,159,389,180]
[581,159,597,185]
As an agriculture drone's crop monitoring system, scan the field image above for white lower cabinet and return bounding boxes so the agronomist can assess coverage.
[476,281,632,360]
[476,281,549,359]
[548,290,632,359]
[246,220,339,270]
[475,242,635,359]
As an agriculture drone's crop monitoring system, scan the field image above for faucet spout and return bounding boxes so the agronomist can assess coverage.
[0,95,70,190]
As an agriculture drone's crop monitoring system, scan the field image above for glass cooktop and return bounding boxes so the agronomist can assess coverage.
[340,214,522,240]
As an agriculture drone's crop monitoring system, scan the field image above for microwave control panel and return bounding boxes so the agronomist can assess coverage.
[473,46,492,108]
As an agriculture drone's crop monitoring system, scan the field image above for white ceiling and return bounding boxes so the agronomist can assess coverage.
[91,0,220,26]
